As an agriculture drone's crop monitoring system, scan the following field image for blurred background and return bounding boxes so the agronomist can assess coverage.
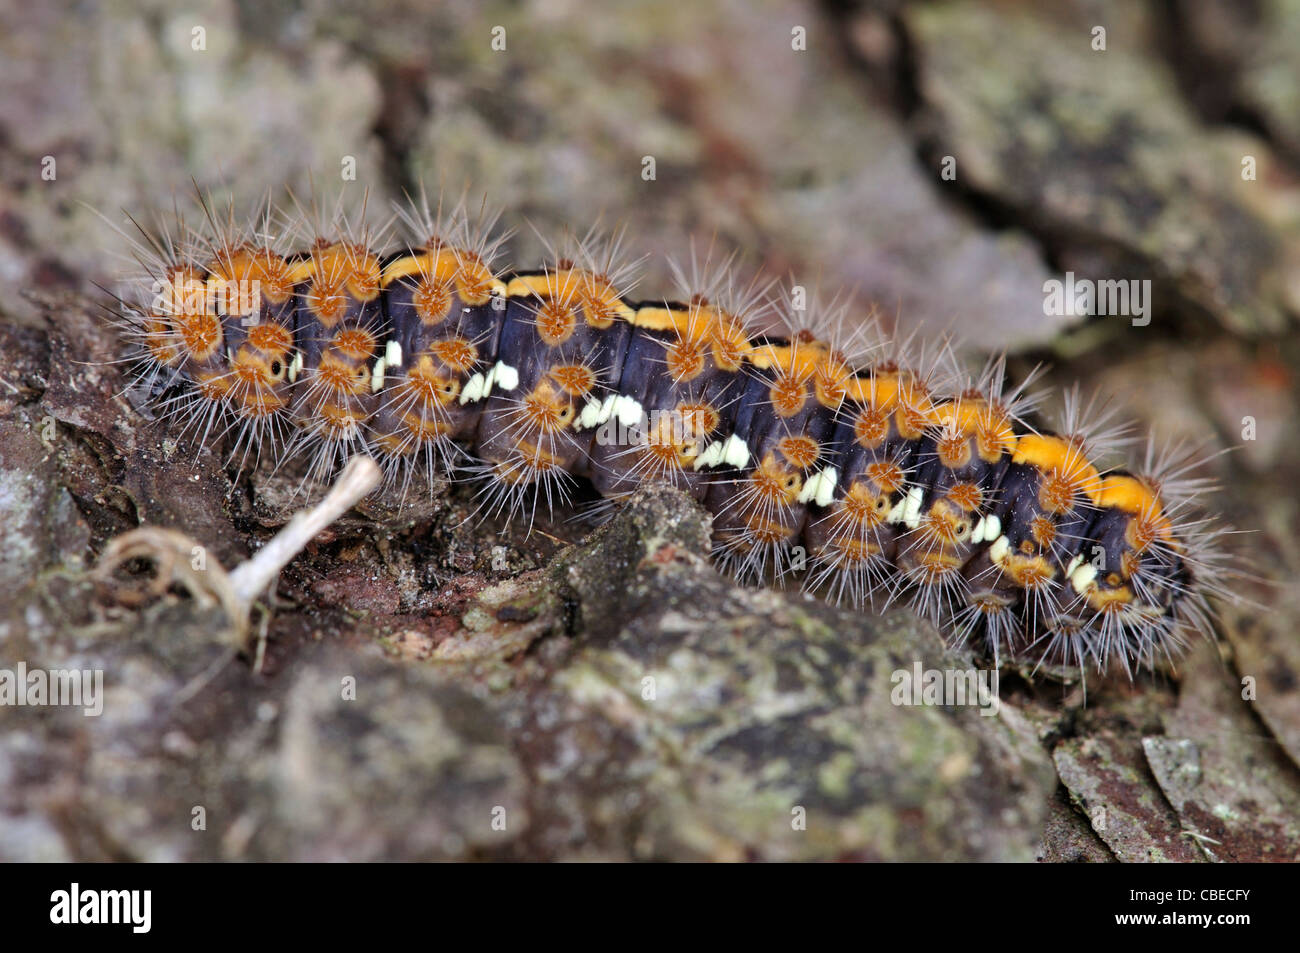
[3,0,1296,347]
[2,0,1299,860]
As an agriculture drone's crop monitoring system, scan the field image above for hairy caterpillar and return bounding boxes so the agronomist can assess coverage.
[102,187,1235,678]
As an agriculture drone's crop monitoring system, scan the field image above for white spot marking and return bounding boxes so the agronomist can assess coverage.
[694,440,724,470]
[611,394,644,429]
[972,513,1002,545]
[494,361,519,391]
[886,496,906,524]
[1070,561,1098,594]
[721,434,751,469]
[693,434,751,471]
[459,370,489,404]
[458,360,519,405]
[797,466,839,507]
[891,485,924,528]
[577,396,608,430]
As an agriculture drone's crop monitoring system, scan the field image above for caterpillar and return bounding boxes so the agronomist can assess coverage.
[102,187,1235,678]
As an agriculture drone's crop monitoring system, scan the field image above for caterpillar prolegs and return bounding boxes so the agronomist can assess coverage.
[106,189,1234,678]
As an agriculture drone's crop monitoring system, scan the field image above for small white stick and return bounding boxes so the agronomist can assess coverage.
[97,455,383,652]
[228,455,382,606]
